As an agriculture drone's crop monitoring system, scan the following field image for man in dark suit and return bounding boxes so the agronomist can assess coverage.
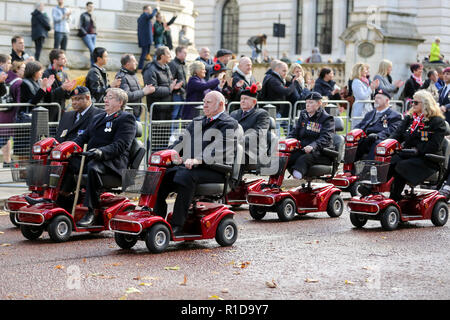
[230,84,270,166]
[354,89,403,160]
[61,88,136,227]
[55,86,104,143]
[154,91,240,235]
[137,5,159,71]
[439,67,450,124]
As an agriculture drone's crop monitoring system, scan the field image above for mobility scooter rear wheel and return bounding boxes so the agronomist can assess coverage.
[145,223,170,253]
[350,212,368,228]
[380,206,400,231]
[276,198,297,222]
[20,225,44,240]
[114,233,138,249]
[249,205,267,220]
[215,217,238,247]
[431,201,449,227]
[48,215,73,242]
[327,194,344,218]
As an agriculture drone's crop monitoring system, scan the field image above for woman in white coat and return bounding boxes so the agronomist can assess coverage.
[351,63,379,129]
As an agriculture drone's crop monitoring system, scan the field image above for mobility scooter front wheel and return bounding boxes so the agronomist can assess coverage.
[48,215,73,242]
[114,233,138,250]
[276,198,297,222]
[20,225,44,240]
[349,212,368,228]
[215,217,238,247]
[249,205,267,220]
[145,223,170,253]
[327,194,344,218]
[380,206,400,231]
[431,201,449,227]
[10,213,19,227]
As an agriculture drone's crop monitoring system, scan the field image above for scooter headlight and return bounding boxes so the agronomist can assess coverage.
[278,143,287,151]
[51,150,62,160]
[33,145,42,154]
[346,135,355,142]
[376,147,386,156]
[150,155,161,165]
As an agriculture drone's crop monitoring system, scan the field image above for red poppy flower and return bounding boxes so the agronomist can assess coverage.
[214,64,221,71]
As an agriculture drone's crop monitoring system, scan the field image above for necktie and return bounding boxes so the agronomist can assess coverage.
[241,111,247,119]
[74,113,80,123]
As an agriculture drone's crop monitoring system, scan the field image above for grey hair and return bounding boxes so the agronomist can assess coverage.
[106,88,128,109]
[190,60,205,76]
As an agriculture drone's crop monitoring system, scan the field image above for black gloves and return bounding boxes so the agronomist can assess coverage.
[366,133,378,142]
[87,148,103,160]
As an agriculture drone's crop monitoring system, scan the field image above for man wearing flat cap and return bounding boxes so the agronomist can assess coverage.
[209,48,232,79]
[55,86,105,143]
[354,89,402,160]
[286,91,335,180]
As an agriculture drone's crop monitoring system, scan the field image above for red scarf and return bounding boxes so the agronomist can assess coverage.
[410,113,424,134]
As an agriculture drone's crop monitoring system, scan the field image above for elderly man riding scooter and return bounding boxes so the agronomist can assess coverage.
[286,91,335,180]
[60,88,137,227]
[154,91,240,236]
[353,89,403,161]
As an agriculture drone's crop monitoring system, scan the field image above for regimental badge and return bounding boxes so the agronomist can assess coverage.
[77,130,84,136]
[383,119,388,128]
[60,129,68,138]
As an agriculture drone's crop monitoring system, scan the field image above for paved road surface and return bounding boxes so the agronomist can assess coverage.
[0,200,449,301]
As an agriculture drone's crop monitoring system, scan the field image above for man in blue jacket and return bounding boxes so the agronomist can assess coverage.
[137,5,159,71]
[354,89,403,160]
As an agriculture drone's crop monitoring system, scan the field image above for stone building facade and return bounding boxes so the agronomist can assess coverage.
[0,0,196,69]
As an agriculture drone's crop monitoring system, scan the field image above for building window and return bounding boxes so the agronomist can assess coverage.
[221,0,239,53]
[296,0,303,54]
[346,0,354,27]
[315,0,333,54]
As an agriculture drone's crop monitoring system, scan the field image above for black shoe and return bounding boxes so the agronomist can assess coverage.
[77,210,95,227]
[358,185,372,197]
[24,196,53,205]
[171,226,184,236]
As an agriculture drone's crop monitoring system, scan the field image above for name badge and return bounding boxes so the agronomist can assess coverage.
[60,129,68,138]
[383,119,388,128]
[105,122,112,133]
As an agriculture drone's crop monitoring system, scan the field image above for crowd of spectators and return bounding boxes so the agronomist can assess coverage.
[0,2,449,167]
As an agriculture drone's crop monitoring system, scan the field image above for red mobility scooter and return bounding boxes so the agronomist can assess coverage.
[329,128,367,196]
[109,140,244,254]
[226,117,278,208]
[14,123,146,242]
[5,138,59,227]
[347,137,450,231]
[246,118,345,222]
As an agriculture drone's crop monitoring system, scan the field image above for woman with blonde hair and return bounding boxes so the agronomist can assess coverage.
[387,89,447,201]
[373,59,405,97]
[184,61,224,119]
[286,63,311,106]
[350,63,379,129]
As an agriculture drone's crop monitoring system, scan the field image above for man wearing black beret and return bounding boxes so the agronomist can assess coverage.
[55,86,104,142]
[287,91,335,180]
[354,89,402,160]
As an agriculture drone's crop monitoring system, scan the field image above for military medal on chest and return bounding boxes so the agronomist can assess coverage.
[105,121,113,133]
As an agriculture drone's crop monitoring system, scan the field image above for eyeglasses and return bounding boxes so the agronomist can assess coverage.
[411,100,421,105]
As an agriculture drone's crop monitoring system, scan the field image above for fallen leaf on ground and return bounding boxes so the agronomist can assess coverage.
[0,243,11,247]
[54,265,65,270]
[125,287,141,294]
[208,295,224,300]
[0,231,4,234]
[118,295,128,300]
[179,275,188,286]
[139,282,153,287]
[164,266,180,271]
[221,288,229,293]
[305,278,319,283]
[345,280,355,285]
[265,280,277,288]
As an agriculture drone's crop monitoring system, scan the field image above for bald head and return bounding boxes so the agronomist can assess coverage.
[273,61,289,80]
[199,47,211,60]
[203,91,226,118]
[238,57,252,75]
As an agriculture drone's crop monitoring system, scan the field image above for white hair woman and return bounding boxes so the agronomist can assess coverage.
[373,59,405,97]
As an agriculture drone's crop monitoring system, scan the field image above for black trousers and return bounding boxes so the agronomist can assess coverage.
[34,37,45,61]
[61,157,118,210]
[356,138,379,162]
[154,166,225,227]
[287,150,332,176]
